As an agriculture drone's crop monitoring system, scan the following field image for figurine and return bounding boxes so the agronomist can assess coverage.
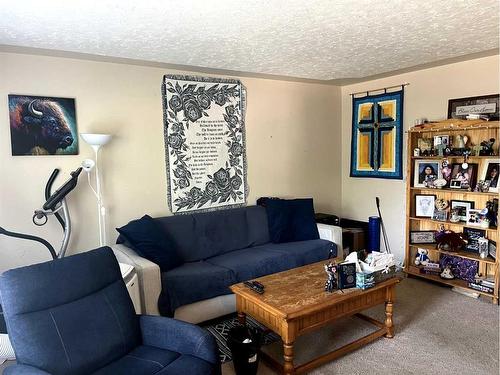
[454,135,468,149]
[449,208,461,223]
[441,159,452,185]
[324,262,338,293]
[480,138,496,156]
[435,143,446,157]
[440,266,455,280]
[472,144,482,156]
[485,199,498,227]
[415,248,430,266]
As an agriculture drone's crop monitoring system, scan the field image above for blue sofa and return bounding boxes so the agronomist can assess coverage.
[113,205,342,323]
[0,247,220,375]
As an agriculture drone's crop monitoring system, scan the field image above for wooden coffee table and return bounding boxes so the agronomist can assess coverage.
[230,261,400,374]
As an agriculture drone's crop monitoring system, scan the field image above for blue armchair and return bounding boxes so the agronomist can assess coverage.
[0,247,220,375]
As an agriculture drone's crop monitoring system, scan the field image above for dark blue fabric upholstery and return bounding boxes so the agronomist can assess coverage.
[0,248,220,375]
[153,206,270,262]
[116,215,182,272]
[159,262,236,316]
[264,198,320,243]
[260,239,336,267]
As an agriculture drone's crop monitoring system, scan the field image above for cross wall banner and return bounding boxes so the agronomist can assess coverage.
[162,75,248,213]
[350,89,404,179]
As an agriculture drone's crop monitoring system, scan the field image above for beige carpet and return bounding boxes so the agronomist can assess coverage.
[1,277,498,375]
[222,277,499,375]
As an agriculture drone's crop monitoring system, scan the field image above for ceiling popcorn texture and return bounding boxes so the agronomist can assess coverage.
[0,0,498,81]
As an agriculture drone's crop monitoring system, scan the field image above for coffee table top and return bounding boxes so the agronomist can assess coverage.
[230,261,400,319]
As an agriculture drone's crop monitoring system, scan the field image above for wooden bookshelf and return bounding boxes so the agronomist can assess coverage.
[404,119,500,304]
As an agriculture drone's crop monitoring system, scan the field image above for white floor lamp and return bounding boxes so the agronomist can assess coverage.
[80,133,112,247]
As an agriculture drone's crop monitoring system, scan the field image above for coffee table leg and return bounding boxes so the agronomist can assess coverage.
[238,311,246,325]
[283,342,295,374]
[385,300,394,338]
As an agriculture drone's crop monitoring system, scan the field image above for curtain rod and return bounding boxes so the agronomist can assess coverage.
[350,82,410,97]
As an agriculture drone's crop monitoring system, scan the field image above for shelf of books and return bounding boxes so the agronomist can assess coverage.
[404,119,499,304]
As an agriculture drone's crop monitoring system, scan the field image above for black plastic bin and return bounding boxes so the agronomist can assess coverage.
[228,326,262,375]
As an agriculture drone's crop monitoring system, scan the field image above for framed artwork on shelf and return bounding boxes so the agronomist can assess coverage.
[409,231,436,244]
[489,240,496,260]
[413,160,442,187]
[463,227,486,253]
[465,209,486,227]
[450,200,475,222]
[479,159,499,193]
[433,135,450,147]
[415,194,436,218]
[450,163,478,190]
[432,210,448,222]
[447,94,500,120]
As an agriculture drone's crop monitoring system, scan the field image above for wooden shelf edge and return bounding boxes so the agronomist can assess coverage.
[405,268,496,299]
[408,217,498,232]
[410,187,499,196]
[408,244,496,264]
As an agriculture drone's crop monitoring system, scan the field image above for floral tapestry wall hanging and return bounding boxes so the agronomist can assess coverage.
[350,90,404,179]
[162,75,248,213]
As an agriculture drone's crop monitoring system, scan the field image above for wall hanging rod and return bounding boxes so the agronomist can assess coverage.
[350,82,410,97]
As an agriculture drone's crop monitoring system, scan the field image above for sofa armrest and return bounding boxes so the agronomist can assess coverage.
[140,315,219,365]
[110,244,161,316]
[4,365,52,375]
[317,223,343,260]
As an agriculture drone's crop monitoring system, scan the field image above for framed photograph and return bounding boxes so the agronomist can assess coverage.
[450,200,475,222]
[415,194,436,218]
[450,179,462,189]
[480,159,499,193]
[465,209,485,227]
[489,240,496,260]
[463,227,486,253]
[448,94,500,120]
[8,94,78,156]
[450,163,478,189]
[413,160,442,187]
[409,230,436,244]
[432,210,448,222]
[433,135,450,147]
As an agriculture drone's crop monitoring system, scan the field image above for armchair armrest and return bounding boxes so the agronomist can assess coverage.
[139,315,219,365]
[317,223,343,260]
[4,365,52,375]
[110,244,161,315]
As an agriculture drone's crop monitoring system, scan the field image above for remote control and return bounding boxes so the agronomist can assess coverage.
[252,280,264,289]
[243,281,264,294]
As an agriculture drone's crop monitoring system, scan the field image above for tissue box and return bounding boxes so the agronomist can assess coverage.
[356,266,397,290]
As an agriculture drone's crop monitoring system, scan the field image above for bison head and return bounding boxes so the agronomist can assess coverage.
[11,98,74,155]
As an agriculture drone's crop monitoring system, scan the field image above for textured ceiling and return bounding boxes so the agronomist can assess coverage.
[0,0,498,81]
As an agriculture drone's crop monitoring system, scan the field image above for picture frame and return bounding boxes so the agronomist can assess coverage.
[409,230,436,244]
[448,94,500,120]
[415,194,436,218]
[489,240,496,260]
[465,208,485,227]
[479,159,499,193]
[450,200,475,222]
[463,227,486,253]
[413,160,442,188]
[433,135,450,147]
[432,210,448,222]
[450,179,462,189]
[450,163,478,189]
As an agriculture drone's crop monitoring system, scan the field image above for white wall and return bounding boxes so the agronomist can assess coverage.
[341,55,500,261]
[0,52,342,272]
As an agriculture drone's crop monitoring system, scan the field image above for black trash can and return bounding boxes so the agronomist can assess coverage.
[228,326,262,375]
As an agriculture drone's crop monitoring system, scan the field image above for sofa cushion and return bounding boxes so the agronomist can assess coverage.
[116,215,182,272]
[159,262,237,316]
[92,345,180,375]
[263,239,336,266]
[154,206,270,262]
[263,198,320,243]
[206,246,297,282]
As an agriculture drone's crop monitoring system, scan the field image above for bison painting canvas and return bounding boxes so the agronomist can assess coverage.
[8,95,78,156]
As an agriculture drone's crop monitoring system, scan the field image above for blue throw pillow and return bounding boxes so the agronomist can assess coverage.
[116,215,182,272]
[263,198,319,243]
